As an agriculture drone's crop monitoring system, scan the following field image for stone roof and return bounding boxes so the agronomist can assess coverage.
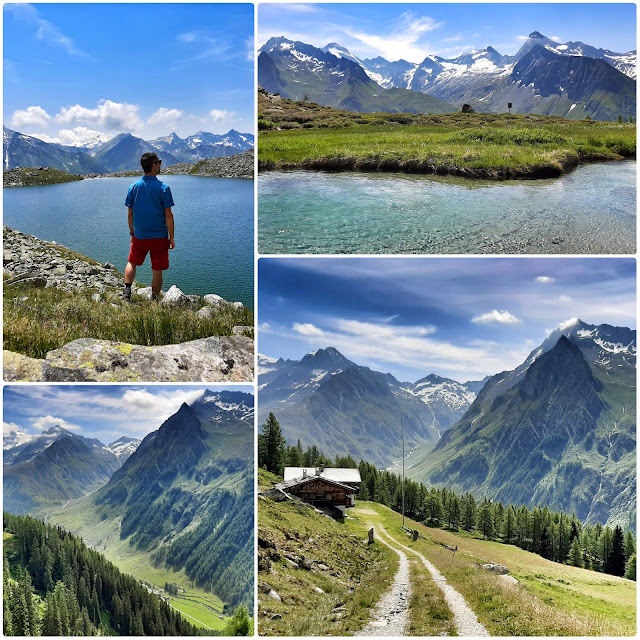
[283,467,362,483]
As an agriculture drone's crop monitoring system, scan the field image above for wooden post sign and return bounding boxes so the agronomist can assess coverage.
[368,528,374,545]
[412,530,419,542]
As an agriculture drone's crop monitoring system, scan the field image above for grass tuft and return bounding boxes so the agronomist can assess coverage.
[4,285,254,358]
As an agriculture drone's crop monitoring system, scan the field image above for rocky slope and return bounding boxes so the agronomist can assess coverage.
[162,149,254,178]
[3,227,254,382]
[408,321,636,529]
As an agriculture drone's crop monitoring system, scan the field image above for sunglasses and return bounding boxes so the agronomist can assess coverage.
[154,160,162,165]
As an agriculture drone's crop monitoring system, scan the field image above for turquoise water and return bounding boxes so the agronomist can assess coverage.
[4,175,254,308]
[258,161,636,255]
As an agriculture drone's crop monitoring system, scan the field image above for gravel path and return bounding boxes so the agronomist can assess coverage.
[385,527,490,637]
[354,527,411,636]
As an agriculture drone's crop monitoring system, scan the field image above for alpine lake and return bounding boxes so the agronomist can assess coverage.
[4,174,254,309]
[258,160,636,255]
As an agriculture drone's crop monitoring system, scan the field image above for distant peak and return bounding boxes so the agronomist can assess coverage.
[529,31,547,39]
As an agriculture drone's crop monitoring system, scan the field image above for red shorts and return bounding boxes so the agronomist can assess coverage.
[128,237,170,271]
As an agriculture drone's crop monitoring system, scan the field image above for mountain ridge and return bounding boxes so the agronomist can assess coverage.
[407,321,636,529]
[3,125,255,173]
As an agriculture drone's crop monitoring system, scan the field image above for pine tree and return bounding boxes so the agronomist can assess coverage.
[258,412,286,475]
[625,553,636,580]
[608,526,627,576]
[461,494,476,532]
[477,499,495,540]
[502,505,517,543]
[624,530,636,561]
[568,538,583,568]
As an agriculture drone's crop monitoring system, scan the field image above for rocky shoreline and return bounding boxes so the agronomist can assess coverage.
[162,149,254,178]
[4,149,254,187]
[3,226,254,382]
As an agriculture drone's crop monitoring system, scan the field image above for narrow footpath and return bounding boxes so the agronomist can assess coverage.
[381,525,490,636]
[354,529,411,636]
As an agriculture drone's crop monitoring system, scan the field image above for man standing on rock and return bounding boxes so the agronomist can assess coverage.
[122,152,175,301]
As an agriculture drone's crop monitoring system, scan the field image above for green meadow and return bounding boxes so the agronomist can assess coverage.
[258,94,635,179]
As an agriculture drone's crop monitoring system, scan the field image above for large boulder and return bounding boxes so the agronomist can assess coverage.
[4,335,253,382]
[161,285,190,306]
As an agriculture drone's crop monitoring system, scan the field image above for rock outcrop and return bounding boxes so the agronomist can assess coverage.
[4,336,253,382]
[4,227,122,292]
[162,150,254,178]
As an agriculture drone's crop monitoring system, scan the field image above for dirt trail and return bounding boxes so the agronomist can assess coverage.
[354,527,411,636]
[380,525,490,637]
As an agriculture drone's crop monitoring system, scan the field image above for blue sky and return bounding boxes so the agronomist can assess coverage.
[4,3,254,145]
[3,385,254,444]
[259,3,636,62]
[258,257,636,383]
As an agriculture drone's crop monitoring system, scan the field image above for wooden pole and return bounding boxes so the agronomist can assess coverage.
[401,415,405,528]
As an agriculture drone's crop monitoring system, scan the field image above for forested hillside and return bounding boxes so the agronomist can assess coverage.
[3,513,199,636]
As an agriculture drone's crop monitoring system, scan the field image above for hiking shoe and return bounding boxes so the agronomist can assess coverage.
[151,294,159,302]
[122,285,132,302]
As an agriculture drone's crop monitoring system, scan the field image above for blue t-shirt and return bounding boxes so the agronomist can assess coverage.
[125,176,175,239]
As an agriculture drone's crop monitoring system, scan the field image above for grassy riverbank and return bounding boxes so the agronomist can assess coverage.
[258,96,636,179]
[4,284,254,359]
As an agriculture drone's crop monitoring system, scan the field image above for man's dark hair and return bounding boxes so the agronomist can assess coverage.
[140,152,159,173]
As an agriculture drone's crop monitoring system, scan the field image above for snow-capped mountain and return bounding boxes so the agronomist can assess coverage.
[404,374,477,414]
[186,389,255,429]
[3,127,107,173]
[359,31,636,121]
[260,32,635,121]
[3,426,77,466]
[258,37,454,114]
[105,437,141,464]
[258,347,355,409]
[4,126,254,173]
[3,426,34,451]
[258,347,479,467]
[408,321,636,529]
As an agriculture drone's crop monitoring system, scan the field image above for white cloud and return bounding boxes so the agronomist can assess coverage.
[209,109,236,124]
[10,105,51,128]
[3,421,23,436]
[557,295,572,303]
[56,100,144,132]
[260,316,529,378]
[535,276,555,284]
[5,3,91,58]
[246,36,255,62]
[149,108,184,128]
[550,35,561,43]
[293,322,324,336]
[339,11,444,62]
[471,310,520,325]
[557,317,580,331]
[31,127,111,147]
[31,415,83,432]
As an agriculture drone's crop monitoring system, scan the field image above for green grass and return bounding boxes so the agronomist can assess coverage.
[258,469,398,636]
[258,108,635,179]
[168,595,227,631]
[3,284,254,358]
[360,502,635,636]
